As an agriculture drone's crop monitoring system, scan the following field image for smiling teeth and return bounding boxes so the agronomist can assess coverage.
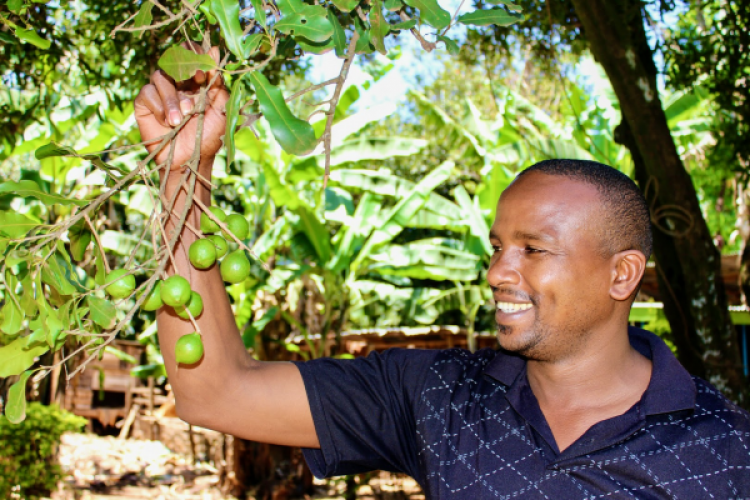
[496,302,533,313]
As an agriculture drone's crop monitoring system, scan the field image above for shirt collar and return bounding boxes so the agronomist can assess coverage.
[482,326,697,415]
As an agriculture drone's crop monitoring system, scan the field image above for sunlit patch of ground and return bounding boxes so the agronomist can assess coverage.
[51,433,423,500]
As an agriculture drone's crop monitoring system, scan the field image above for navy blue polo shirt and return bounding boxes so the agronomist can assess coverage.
[294,328,750,498]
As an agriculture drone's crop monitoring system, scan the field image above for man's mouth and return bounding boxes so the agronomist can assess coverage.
[495,301,533,314]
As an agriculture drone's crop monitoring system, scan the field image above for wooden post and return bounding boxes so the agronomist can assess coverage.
[147,376,155,440]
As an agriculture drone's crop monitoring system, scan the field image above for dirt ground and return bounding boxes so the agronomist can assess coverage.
[51,433,424,500]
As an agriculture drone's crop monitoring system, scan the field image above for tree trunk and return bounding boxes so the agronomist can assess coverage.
[570,0,748,405]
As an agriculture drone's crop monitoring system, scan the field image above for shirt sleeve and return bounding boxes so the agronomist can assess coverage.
[293,348,439,481]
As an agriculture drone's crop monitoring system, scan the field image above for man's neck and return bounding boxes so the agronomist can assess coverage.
[525,328,653,452]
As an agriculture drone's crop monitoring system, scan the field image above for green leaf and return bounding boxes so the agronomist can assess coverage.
[20,277,38,317]
[261,165,332,262]
[14,28,51,49]
[252,215,289,259]
[94,251,106,286]
[34,143,125,178]
[242,306,278,348]
[131,364,167,379]
[402,0,451,29]
[225,77,244,170]
[243,33,265,57]
[0,337,48,378]
[328,137,428,165]
[24,329,46,349]
[0,210,37,238]
[296,36,335,55]
[457,8,523,26]
[0,31,17,44]
[248,71,317,156]
[134,1,154,38]
[209,0,247,59]
[454,185,492,256]
[8,0,23,13]
[87,296,117,330]
[485,0,522,11]
[328,10,347,57]
[45,307,64,348]
[34,142,74,159]
[352,161,454,269]
[69,220,92,261]
[331,0,360,13]
[391,19,417,30]
[158,45,217,82]
[104,346,138,364]
[438,35,459,55]
[0,296,24,335]
[331,168,458,215]
[276,0,305,15]
[369,0,389,55]
[199,4,218,24]
[328,192,382,273]
[274,6,333,43]
[249,0,267,28]
[0,179,87,206]
[5,371,33,424]
[41,254,77,295]
[354,17,373,54]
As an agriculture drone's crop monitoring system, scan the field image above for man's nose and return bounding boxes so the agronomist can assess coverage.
[487,250,521,288]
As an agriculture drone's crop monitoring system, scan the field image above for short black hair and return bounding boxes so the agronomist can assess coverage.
[515,159,653,259]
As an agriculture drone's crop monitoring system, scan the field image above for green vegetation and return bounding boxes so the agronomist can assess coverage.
[0,403,85,499]
[4,0,750,496]
[0,0,748,432]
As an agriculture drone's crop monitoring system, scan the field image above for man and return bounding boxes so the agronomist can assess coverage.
[135,57,750,498]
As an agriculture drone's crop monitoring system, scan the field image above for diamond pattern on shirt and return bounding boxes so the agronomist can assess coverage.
[414,349,750,499]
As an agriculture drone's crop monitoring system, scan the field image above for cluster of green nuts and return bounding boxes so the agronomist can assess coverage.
[100,206,252,366]
[189,206,252,284]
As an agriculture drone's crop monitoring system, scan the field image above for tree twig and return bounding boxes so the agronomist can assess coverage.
[321,31,360,188]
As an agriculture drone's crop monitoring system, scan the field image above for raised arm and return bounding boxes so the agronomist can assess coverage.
[134,47,318,448]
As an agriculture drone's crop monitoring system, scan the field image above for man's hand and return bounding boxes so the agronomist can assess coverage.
[135,45,229,170]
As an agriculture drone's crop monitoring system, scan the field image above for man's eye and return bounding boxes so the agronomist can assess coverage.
[525,246,544,254]
[492,245,502,253]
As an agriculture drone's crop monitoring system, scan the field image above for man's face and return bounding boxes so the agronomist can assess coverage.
[487,173,616,362]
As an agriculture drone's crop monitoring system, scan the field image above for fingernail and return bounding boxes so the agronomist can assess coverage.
[169,110,181,126]
[180,100,192,114]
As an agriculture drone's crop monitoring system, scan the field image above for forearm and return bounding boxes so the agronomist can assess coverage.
[156,158,256,418]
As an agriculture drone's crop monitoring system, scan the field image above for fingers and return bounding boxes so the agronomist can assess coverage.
[152,70,183,127]
[206,47,223,91]
[135,84,167,126]
[208,85,230,115]
[180,94,194,115]
[140,44,224,128]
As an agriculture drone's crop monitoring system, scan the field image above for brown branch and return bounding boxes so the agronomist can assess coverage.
[321,31,360,188]
[84,213,110,274]
[442,0,467,36]
[399,11,436,51]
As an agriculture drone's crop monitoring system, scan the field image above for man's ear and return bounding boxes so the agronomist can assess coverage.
[610,250,647,301]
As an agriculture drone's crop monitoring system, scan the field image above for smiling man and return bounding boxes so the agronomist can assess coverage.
[138,66,750,498]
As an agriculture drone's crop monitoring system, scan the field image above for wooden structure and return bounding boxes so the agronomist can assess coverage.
[62,340,167,431]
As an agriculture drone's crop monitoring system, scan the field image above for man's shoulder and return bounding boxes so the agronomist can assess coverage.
[369,347,506,398]
[691,376,750,429]
[376,346,500,368]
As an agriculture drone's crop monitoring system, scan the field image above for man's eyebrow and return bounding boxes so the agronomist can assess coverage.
[513,230,556,242]
[488,230,557,242]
